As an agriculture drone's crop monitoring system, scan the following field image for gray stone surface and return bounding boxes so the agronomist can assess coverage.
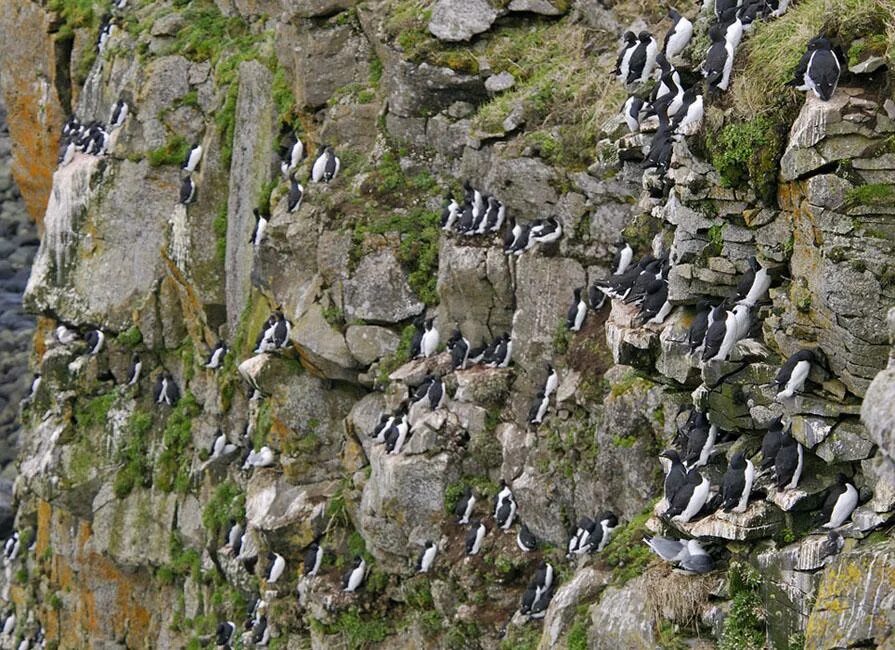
[428,0,498,42]
[343,249,425,323]
[588,573,656,649]
[345,324,400,366]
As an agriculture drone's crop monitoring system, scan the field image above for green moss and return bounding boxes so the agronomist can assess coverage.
[602,507,654,585]
[611,434,638,448]
[609,369,645,398]
[116,325,143,348]
[114,411,154,498]
[201,481,245,538]
[213,203,228,263]
[708,116,784,201]
[567,605,590,650]
[720,562,766,650]
[48,593,63,610]
[76,392,116,430]
[322,608,392,649]
[553,319,572,354]
[155,392,200,493]
[444,477,498,515]
[500,624,541,650]
[147,135,189,168]
[176,90,200,109]
[322,304,345,329]
[845,183,895,207]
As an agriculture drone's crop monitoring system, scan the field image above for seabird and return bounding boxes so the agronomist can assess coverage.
[1,611,14,637]
[567,287,587,332]
[417,541,437,573]
[448,330,471,370]
[612,241,634,276]
[774,431,804,491]
[409,317,425,358]
[243,446,276,469]
[109,100,128,129]
[614,31,638,81]
[736,257,772,307]
[342,556,366,592]
[787,36,841,101]
[216,621,236,648]
[644,535,687,562]
[182,143,203,173]
[465,521,486,555]
[672,88,704,135]
[126,354,142,386]
[639,279,672,325]
[179,176,196,204]
[687,300,712,355]
[304,542,323,577]
[205,342,226,369]
[455,487,476,524]
[85,329,105,355]
[626,31,659,85]
[321,146,341,182]
[703,25,734,92]
[664,9,693,60]
[677,539,715,574]
[488,333,512,368]
[543,365,559,397]
[760,416,786,470]
[666,467,710,523]
[721,451,755,512]
[732,303,752,341]
[384,412,410,454]
[822,474,859,528]
[528,391,549,426]
[441,194,460,231]
[516,524,538,552]
[251,616,269,646]
[622,96,644,133]
[281,135,304,176]
[420,318,440,357]
[530,216,563,245]
[775,349,813,400]
[153,372,180,406]
[702,307,738,363]
[310,145,327,182]
[266,552,285,583]
[287,175,304,212]
[660,449,687,508]
[227,520,242,554]
[494,493,517,531]
[684,421,718,469]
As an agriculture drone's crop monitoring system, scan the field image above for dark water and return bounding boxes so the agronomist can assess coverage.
[0,89,38,526]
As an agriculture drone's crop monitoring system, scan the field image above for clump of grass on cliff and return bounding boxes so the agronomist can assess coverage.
[114,410,154,498]
[155,391,200,493]
[731,0,894,119]
[719,562,766,650]
[472,19,626,169]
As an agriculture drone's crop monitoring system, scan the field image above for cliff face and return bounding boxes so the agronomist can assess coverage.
[1,0,893,648]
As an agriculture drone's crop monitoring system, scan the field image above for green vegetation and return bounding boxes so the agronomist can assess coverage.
[553,320,572,354]
[319,608,391,649]
[76,392,116,429]
[566,605,590,650]
[500,624,541,650]
[213,203,228,263]
[719,562,766,650]
[845,183,895,207]
[116,325,143,348]
[707,116,784,202]
[155,392,200,493]
[848,33,889,64]
[159,533,202,585]
[114,411,154,498]
[377,323,418,383]
[733,0,892,119]
[201,481,245,538]
[602,507,654,585]
[147,135,189,168]
[444,476,499,515]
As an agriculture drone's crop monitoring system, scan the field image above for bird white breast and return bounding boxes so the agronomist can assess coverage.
[740,267,771,307]
[642,40,658,82]
[421,329,439,357]
[648,300,673,325]
[825,484,858,528]
[779,360,811,399]
[786,444,804,490]
[186,147,203,172]
[269,556,285,582]
[544,372,558,397]
[676,476,710,523]
[666,20,693,59]
[420,546,437,572]
[470,527,485,554]
[573,302,587,331]
[460,496,475,524]
[346,565,365,591]
[735,459,755,512]
[311,154,327,182]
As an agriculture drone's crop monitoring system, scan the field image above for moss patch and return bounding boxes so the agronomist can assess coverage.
[155,392,200,493]
[201,481,245,539]
[113,411,154,498]
[602,507,654,585]
[707,116,785,203]
[719,562,766,650]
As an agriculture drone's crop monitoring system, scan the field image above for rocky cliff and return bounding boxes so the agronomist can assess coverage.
[0,0,893,648]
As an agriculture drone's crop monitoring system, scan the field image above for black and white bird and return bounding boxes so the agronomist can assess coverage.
[182,143,203,173]
[287,174,304,213]
[494,493,517,532]
[465,521,487,555]
[626,31,659,85]
[384,409,410,454]
[687,300,712,355]
[251,615,269,646]
[280,135,304,177]
[205,342,226,369]
[487,332,512,368]
[736,256,772,307]
[0,611,14,637]
[529,216,563,246]
[543,364,559,398]
[126,354,142,386]
[153,372,180,406]
[775,350,813,400]
[684,420,718,469]
[250,208,268,247]
[210,432,236,459]
[311,145,340,183]
[455,487,476,525]
[622,96,644,133]
[411,374,445,413]
[821,474,859,529]
[441,195,460,231]
[528,584,555,619]
[665,467,710,523]
[528,390,549,426]
[774,431,804,491]
[420,318,440,357]
[85,329,105,355]
[567,287,587,332]
[179,176,196,204]
[216,621,236,649]
[417,541,437,573]
[760,416,786,471]
[255,312,291,352]
[23,373,41,404]
[266,552,285,583]
[371,412,395,444]
[304,542,323,577]
[672,87,704,135]
[787,36,841,102]
[702,306,738,363]
[503,217,530,255]
[703,25,734,92]
[529,561,555,601]
[4,533,20,563]
[721,451,755,513]
[613,31,638,81]
[109,99,128,129]
[660,449,688,510]
[448,330,471,370]
[342,556,366,592]
[226,521,242,555]
[664,9,693,60]
[516,523,538,552]
[638,279,672,325]
[408,317,425,359]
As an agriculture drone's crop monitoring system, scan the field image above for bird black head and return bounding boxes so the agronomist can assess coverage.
[638,31,652,42]
[267,551,276,562]
[624,31,636,43]
[729,450,746,467]
[599,511,619,527]
[668,8,681,20]
[425,317,434,328]
[659,449,681,463]
[708,25,724,41]
[573,287,582,298]
[808,36,832,50]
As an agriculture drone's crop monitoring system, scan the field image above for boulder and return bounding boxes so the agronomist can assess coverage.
[343,249,425,323]
[345,324,400,366]
[588,573,655,649]
[538,566,610,649]
[428,0,498,42]
[291,302,358,382]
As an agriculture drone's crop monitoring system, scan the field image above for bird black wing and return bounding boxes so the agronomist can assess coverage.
[721,466,745,510]
[786,48,812,86]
